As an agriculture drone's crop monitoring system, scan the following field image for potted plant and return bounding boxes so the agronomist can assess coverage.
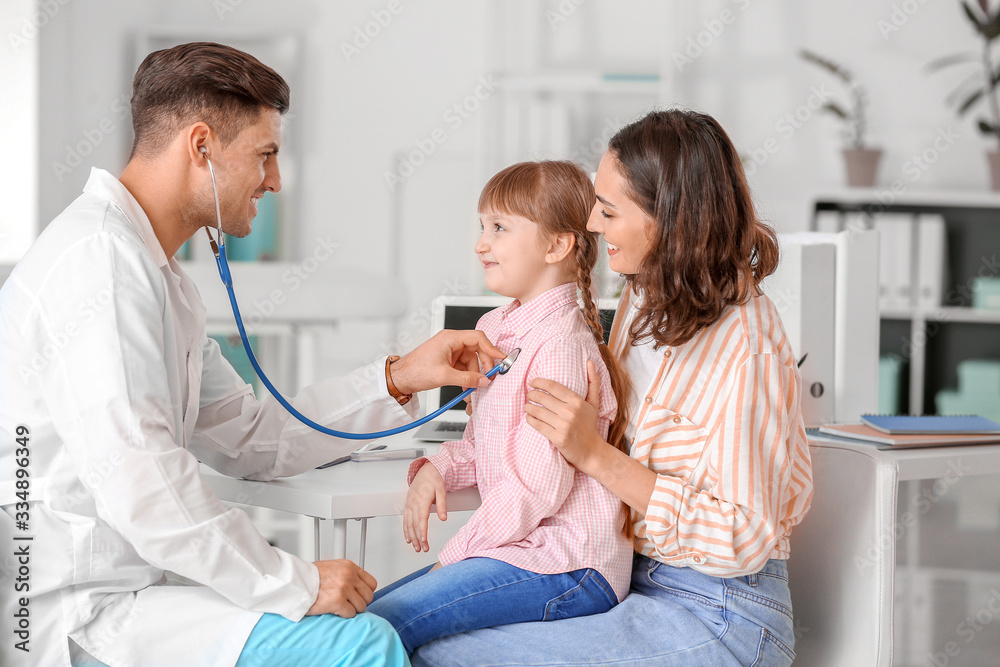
[928,1,1000,190]
[799,49,880,187]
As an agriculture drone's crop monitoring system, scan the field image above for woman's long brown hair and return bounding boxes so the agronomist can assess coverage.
[478,161,633,459]
[608,109,780,349]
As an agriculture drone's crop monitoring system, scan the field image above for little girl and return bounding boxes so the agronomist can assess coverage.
[366,161,633,654]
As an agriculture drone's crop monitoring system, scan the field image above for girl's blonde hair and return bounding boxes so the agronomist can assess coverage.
[478,160,632,464]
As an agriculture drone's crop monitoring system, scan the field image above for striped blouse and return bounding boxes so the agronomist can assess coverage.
[609,290,814,576]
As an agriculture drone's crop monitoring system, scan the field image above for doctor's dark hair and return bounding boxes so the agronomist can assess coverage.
[128,42,290,159]
[609,109,780,349]
[478,161,633,465]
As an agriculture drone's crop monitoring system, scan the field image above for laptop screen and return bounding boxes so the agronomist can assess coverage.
[436,300,619,413]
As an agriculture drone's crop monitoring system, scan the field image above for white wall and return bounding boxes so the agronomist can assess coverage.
[671,0,985,229]
[0,0,40,263]
[32,1,987,330]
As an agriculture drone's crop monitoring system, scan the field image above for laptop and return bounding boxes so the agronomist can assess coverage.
[413,294,620,442]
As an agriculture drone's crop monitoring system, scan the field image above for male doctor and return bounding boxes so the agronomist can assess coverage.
[0,42,503,667]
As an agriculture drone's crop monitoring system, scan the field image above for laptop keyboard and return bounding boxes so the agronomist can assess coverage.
[435,421,467,432]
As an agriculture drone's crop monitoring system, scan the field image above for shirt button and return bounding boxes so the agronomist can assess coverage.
[673,416,682,424]
[645,396,652,404]
[693,555,703,563]
[516,328,524,336]
[664,350,672,358]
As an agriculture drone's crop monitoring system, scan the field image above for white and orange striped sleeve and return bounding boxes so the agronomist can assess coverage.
[641,353,803,575]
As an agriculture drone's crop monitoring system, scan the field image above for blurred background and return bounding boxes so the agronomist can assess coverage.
[4,0,996,378]
[3,2,1000,664]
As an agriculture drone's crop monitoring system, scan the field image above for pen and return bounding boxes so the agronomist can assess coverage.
[316,444,387,469]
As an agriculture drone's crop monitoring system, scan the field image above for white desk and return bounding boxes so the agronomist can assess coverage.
[201,431,1000,563]
[794,434,1000,666]
[199,433,481,564]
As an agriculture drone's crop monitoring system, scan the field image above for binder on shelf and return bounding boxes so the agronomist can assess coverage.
[874,213,917,311]
[892,214,915,310]
[873,215,897,311]
[815,210,841,234]
[760,235,836,427]
[916,213,947,310]
[860,414,1000,434]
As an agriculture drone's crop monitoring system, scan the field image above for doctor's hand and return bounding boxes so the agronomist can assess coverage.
[525,360,606,474]
[403,463,447,553]
[307,560,378,618]
[390,330,505,395]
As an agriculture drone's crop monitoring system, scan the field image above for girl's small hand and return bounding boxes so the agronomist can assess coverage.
[403,463,448,553]
[525,360,605,473]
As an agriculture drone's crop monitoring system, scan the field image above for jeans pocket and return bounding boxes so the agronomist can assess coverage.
[645,569,724,612]
[542,570,617,621]
[750,628,796,666]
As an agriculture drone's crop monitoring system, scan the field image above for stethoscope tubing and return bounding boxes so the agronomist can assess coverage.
[202,152,510,441]
[218,250,504,439]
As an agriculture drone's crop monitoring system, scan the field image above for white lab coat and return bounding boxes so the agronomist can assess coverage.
[0,168,417,667]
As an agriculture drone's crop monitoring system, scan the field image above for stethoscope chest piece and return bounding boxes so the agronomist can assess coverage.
[498,348,520,375]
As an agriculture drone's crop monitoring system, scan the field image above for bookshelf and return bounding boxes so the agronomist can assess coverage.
[810,190,1000,416]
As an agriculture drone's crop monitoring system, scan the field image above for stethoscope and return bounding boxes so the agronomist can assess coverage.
[199,147,519,440]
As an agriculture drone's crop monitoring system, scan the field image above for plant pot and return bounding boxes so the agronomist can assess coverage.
[987,151,1000,191]
[843,148,882,188]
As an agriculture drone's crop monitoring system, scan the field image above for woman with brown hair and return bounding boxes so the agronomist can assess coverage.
[412,110,814,666]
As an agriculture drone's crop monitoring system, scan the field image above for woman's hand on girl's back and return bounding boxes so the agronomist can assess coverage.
[525,360,606,474]
[404,463,448,553]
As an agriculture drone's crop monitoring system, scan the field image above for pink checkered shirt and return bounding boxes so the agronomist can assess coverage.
[408,283,633,601]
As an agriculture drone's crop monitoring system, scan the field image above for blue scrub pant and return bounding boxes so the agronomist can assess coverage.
[235,611,409,667]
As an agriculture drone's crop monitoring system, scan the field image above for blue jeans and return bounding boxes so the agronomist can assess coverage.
[366,558,618,654]
[410,553,796,666]
[235,612,409,667]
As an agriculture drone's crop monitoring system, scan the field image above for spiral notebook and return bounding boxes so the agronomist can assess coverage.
[860,414,1000,435]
